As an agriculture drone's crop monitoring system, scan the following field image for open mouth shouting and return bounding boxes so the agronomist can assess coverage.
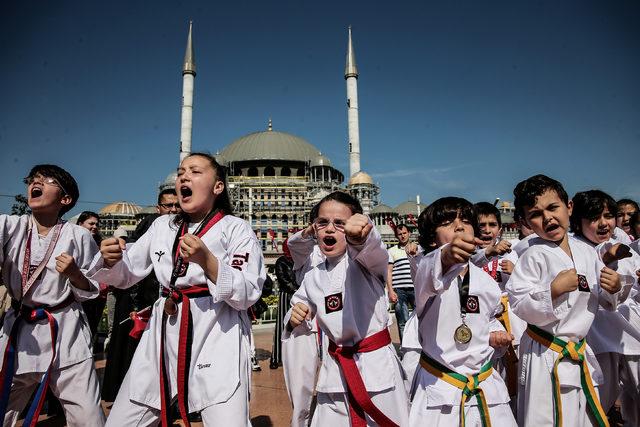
[596,228,611,238]
[323,236,337,248]
[30,187,43,199]
[179,185,193,202]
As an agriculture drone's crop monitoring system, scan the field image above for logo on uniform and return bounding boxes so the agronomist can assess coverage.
[176,262,189,277]
[463,295,480,314]
[155,250,165,262]
[324,293,343,313]
[577,274,590,292]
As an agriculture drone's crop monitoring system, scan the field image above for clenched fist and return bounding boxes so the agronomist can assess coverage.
[404,242,419,257]
[442,233,477,269]
[551,268,578,299]
[600,267,621,294]
[500,260,515,275]
[601,243,632,266]
[101,237,126,268]
[489,331,514,349]
[179,233,212,267]
[486,240,512,259]
[344,214,373,245]
[55,252,81,279]
[289,302,311,329]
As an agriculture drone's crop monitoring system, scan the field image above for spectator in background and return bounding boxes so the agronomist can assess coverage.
[270,239,297,369]
[617,198,639,240]
[386,224,415,341]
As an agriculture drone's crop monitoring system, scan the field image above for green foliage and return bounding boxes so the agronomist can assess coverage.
[263,294,279,306]
[11,195,30,215]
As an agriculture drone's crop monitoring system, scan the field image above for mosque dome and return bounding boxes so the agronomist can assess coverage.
[161,171,177,190]
[370,203,394,214]
[394,200,426,217]
[220,128,322,163]
[311,153,332,167]
[100,201,143,216]
[348,171,374,185]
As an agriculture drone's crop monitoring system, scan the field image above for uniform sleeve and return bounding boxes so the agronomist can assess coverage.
[282,282,315,339]
[88,219,157,289]
[68,229,101,301]
[413,245,466,316]
[595,241,637,308]
[210,222,266,311]
[347,223,388,280]
[506,250,564,325]
[288,231,316,271]
[0,215,24,265]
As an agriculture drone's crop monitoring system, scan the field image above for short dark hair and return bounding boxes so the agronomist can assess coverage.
[513,174,568,221]
[617,198,639,212]
[24,164,79,216]
[77,211,100,225]
[474,202,502,228]
[418,197,477,252]
[570,190,617,237]
[395,223,410,235]
[629,211,640,239]
[157,188,177,205]
[310,191,362,223]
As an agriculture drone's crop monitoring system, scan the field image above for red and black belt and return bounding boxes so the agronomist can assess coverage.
[159,284,211,427]
[0,295,75,427]
[328,328,399,427]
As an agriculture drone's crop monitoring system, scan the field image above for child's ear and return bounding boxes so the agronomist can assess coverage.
[60,194,72,208]
[566,199,574,217]
[212,180,225,196]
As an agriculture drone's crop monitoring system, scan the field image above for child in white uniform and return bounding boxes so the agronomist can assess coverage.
[284,191,409,426]
[570,190,640,425]
[0,164,105,426]
[90,153,266,427]
[507,175,624,427]
[410,197,516,427]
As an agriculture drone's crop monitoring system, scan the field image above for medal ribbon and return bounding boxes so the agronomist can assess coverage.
[482,259,499,281]
[21,218,64,298]
[496,295,518,396]
[328,329,398,427]
[420,352,493,427]
[526,325,609,427]
[159,210,224,427]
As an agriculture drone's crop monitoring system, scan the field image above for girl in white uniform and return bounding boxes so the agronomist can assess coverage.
[284,191,409,427]
[90,153,266,427]
[570,190,640,425]
[507,175,624,427]
[410,197,516,427]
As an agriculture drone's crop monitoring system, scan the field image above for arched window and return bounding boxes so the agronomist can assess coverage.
[248,167,258,177]
[281,167,291,177]
[296,168,305,177]
[264,166,275,176]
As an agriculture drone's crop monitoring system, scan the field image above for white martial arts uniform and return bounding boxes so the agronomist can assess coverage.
[507,235,625,426]
[282,317,321,427]
[0,214,105,427]
[512,233,538,258]
[284,226,409,427]
[89,214,265,427]
[409,245,516,427]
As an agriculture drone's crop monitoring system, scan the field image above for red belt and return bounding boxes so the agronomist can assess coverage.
[0,295,76,427]
[159,284,211,427]
[328,328,398,427]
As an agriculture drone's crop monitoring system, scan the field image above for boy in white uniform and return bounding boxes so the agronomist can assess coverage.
[507,174,623,427]
[570,190,640,425]
[410,197,516,427]
[91,153,266,427]
[0,164,105,426]
[285,191,408,426]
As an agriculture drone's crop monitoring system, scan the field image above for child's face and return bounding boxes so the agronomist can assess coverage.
[177,156,224,219]
[617,204,637,234]
[581,206,615,245]
[522,190,572,243]
[313,200,350,259]
[477,214,501,248]
[434,214,475,248]
[80,216,99,235]
[26,173,70,215]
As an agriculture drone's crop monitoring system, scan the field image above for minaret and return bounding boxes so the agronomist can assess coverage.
[345,25,360,178]
[179,21,196,161]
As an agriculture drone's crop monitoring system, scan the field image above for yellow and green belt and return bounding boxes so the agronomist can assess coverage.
[526,324,609,427]
[420,352,493,427]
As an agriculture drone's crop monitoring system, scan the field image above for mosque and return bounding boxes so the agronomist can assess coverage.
[154,23,427,264]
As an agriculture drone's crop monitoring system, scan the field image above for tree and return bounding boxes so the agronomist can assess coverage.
[11,194,30,215]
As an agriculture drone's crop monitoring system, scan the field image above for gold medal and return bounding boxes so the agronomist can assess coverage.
[164,298,178,316]
[454,323,472,344]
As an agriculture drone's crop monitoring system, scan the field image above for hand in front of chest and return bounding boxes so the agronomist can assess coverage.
[441,233,477,272]
[602,243,632,266]
[179,234,213,267]
[404,242,419,256]
[344,214,372,245]
[485,240,512,259]
[600,267,621,294]
[289,302,311,328]
[500,259,514,274]
[550,268,578,299]
[101,238,126,268]
[489,331,514,349]
[55,252,80,279]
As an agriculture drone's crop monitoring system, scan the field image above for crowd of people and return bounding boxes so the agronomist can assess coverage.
[0,157,638,427]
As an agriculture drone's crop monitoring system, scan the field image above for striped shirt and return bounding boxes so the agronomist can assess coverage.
[388,244,414,289]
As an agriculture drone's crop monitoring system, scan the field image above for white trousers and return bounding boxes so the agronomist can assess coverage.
[282,329,320,427]
[619,355,640,427]
[3,358,105,427]
[408,401,517,427]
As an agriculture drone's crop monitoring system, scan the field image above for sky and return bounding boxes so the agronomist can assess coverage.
[1,1,639,218]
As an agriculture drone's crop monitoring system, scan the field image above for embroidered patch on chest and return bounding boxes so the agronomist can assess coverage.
[324,292,343,313]
[463,295,480,314]
[577,274,590,292]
